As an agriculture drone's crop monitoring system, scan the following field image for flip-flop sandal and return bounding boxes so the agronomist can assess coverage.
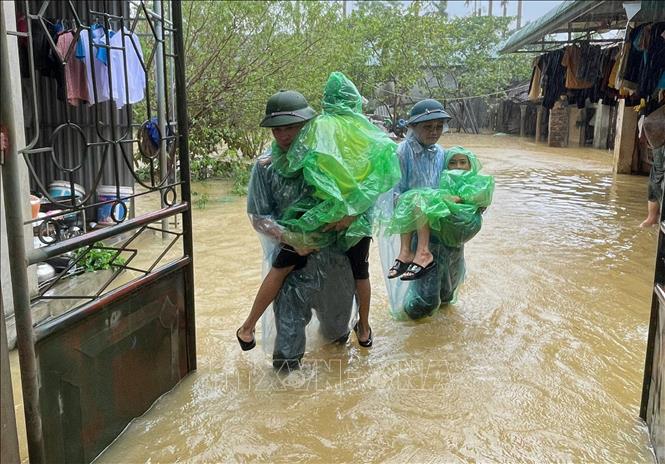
[354,322,373,348]
[388,259,410,279]
[236,328,256,351]
[400,261,436,281]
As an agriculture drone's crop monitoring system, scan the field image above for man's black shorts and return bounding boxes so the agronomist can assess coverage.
[272,237,372,279]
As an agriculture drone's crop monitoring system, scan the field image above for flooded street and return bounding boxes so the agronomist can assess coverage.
[12,134,656,462]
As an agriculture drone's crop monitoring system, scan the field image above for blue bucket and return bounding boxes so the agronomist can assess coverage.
[97,185,133,224]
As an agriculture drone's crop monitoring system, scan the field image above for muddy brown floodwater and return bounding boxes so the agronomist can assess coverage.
[11,134,659,462]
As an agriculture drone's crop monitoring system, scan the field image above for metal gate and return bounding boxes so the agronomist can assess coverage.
[1,1,195,462]
[641,193,665,462]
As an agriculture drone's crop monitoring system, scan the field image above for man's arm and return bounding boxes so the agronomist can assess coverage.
[247,160,284,242]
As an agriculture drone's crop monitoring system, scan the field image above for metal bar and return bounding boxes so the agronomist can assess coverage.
[154,0,168,237]
[172,0,197,371]
[34,257,191,342]
[0,4,46,461]
[128,0,174,26]
[146,231,181,272]
[27,202,189,264]
[640,286,663,419]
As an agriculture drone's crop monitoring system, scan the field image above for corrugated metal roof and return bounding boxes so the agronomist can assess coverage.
[498,0,629,54]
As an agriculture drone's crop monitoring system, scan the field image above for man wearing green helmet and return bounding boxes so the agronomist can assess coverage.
[243,90,356,370]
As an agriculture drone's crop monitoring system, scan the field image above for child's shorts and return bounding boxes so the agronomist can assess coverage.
[273,244,309,271]
[272,237,372,279]
[345,236,371,280]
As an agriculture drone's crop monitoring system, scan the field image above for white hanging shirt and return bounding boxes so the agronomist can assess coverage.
[109,28,146,108]
[80,28,110,104]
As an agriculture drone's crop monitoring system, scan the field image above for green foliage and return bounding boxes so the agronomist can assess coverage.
[182,0,533,179]
[230,161,253,196]
[76,244,126,273]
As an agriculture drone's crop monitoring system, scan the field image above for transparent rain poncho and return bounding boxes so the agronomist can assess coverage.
[387,146,494,247]
[277,72,401,250]
[247,149,356,368]
[376,144,494,320]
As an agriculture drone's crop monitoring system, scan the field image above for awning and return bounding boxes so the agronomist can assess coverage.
[499,0,664,54]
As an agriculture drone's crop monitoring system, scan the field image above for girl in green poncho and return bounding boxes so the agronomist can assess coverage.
[387,146,494,281]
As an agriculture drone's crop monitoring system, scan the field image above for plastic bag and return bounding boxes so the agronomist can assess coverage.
[279,72,401,250]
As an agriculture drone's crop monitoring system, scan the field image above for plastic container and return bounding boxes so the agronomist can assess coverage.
[48,180,85,199]
[47,181,85,220]
[30,195,41,219]
[97,185,133,224]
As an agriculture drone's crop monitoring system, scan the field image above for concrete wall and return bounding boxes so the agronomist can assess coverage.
[568,107,584,147]
[593,102,611,150]
[1,0,38,348]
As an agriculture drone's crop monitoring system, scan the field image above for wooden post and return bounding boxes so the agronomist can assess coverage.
[519,104,527,137]
[613,99,638,174]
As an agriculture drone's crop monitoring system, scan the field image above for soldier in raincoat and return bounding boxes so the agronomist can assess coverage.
[245,90,356,370]
[378,99,482,320]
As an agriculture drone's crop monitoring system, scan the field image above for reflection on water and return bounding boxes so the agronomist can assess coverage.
[80,135,656,461]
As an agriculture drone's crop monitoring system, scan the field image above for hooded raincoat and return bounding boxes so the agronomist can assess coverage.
[247,145,355,369]
[377,140,492,320]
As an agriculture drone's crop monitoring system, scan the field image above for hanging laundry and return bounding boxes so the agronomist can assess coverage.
[109,28,146,109]
[639,23,665,97]
[575,44,603,83]
[96,28,115,65]
[80,27,111,104]
[527,55,543,101]
[540,49,566,109]
[55,30,89,106]
[561,45,593,90]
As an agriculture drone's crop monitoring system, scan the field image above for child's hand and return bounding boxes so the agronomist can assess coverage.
[294,246,317,256]
[322,215,356,232]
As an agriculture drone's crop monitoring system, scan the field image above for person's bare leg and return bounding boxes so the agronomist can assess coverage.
[238,265,294,342]
[388,232,415,277]
[355,278,371,342]
[412,224,433,267]
[640,200,660,227]
[396,232,415,262]
[401,225,434,279]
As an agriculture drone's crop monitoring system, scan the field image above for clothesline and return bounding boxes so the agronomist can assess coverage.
[369,82,531,102]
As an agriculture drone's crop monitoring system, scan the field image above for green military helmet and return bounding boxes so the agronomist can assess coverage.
[407,99,451,126]
[260,90,317,128]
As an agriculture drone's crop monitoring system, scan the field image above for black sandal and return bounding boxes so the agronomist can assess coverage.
[354,322,373,348]
[400,261,436,281]
[236,328,256,351]
[388,259,410,279]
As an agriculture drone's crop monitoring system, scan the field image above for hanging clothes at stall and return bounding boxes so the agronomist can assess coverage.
[561,44,594,90]
[540,49,566,109]
[528,55,543,101]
